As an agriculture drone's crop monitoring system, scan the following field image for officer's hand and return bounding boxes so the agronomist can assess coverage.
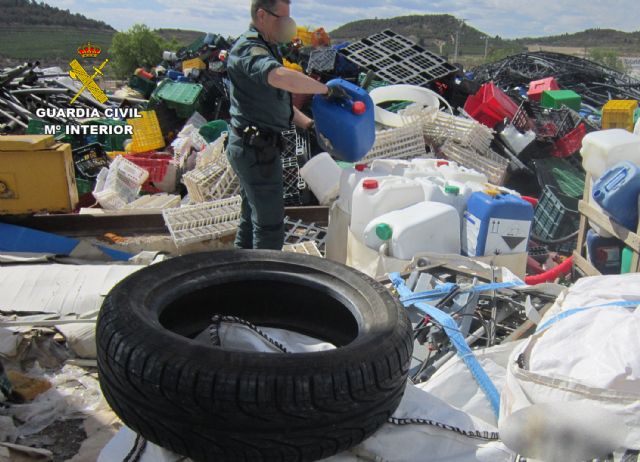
[325,85,349,101]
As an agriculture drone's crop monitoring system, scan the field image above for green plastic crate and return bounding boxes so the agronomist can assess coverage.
[83,119,129,152]
[25,119,76,145]
[129,75,157,99]
[533,158,585,199]
[152,79,204,118]
[541,90,582,111]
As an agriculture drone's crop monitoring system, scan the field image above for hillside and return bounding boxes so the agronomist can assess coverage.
[155,29,206,47]
[517,29,640,54]
[331,15,640,58]
[0,0,115,61]
[330,15,522,57]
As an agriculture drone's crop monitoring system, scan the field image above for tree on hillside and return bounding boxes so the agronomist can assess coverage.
[109,24,171,78]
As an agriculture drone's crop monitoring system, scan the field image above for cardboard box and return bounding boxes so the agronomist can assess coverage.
[0,135,79,214]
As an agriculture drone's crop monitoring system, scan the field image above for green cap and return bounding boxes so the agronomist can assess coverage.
[445,185,460,196]
[376,223,393,241]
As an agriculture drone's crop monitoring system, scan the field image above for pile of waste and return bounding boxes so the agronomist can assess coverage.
[1,24,640,462]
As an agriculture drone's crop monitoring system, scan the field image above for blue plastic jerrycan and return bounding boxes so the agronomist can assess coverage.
[593,161,640,231]
[312,79,375,162]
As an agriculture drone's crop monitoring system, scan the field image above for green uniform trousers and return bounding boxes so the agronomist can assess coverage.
[226,131,285,250]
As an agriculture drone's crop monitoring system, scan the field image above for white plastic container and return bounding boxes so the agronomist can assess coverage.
[370,159,412,175]
[635,118,640,136]
[300,152,342,205]
[350,177,424,240]
[363,201,461,259]
[416,177,472,218]
[403,158,453,179]
[439,163,488,185]
[581,129,640,179]
[337,165,388,215]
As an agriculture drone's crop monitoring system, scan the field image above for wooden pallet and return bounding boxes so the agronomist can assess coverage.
[573,174,640,276]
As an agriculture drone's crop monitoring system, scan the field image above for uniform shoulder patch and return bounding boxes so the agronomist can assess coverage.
[250,46,269,57]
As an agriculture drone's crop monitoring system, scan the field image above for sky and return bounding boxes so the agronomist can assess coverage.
[44,0,640,39]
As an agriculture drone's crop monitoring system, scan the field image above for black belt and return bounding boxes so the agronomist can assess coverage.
[232,125,282,148]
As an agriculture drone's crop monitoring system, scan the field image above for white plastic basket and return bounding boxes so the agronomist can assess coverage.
[92,161,146,210]
[196,132,228,169]
[401,105,494,153]
[162,196,242,246]
[123,194,181,210]
[363,121,429,162]
[440,141,509,186]
[183,162,240,203]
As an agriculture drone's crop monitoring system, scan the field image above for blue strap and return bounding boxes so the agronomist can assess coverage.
[400,281,524,305]
[536,300,640,334]
[390,272,501,418]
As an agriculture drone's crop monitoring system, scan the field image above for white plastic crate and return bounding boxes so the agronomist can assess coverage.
[362,121,429,162]
[109,155,150,189]
[123,194,181,210]
[440,141,509,186]
[183,162,239,203]
[162,196,242,246]
[92,163,145,210]
[401,105,494,153]
[196,132,228,169]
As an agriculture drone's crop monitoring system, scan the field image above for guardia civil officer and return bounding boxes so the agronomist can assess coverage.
[227,0,347,249]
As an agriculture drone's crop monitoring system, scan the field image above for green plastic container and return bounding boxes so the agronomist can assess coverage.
[621,247,634,274]
[199,120,228,143]
[152,79,204,118]
[76,178,93,196]
[83,119,129,152]
[129,75,157,99]
[541,90,582,111]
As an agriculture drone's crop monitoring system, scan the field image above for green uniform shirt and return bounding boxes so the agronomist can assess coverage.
[227,25,293,134]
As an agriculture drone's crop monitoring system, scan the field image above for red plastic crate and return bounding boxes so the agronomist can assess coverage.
[551,123,587,158]
[464,82,519,129]
[527,77,560,102]
[124,153,173,192]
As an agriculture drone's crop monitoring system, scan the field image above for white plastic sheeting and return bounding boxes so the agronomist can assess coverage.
[100,321,515,462]
[500,274,640,460]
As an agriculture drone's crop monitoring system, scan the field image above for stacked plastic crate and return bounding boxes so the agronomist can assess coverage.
[280,127,310,206]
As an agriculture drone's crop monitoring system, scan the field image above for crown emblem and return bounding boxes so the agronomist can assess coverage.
[77,42,101,58]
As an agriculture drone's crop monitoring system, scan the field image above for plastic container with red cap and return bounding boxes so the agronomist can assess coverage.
[350,177,424,241]
[312,78,376,162]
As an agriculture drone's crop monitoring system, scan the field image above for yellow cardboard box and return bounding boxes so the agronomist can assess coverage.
[0,135,79,214]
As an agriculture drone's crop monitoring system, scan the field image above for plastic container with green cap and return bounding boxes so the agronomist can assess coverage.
[416,177,472,223]
[363,202,461,258]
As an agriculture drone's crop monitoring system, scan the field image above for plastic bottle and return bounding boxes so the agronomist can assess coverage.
[350,177,425,241]
[581,129,640,179]
[312,79,376,162]
[363,202,461,259]
[300,153,342,205]
[592,161,640,231]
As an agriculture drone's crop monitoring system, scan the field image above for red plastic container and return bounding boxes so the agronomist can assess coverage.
[527,77,560,102]
[464,83,519,129]
[124,153,173,192]
[551,123,587,158]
